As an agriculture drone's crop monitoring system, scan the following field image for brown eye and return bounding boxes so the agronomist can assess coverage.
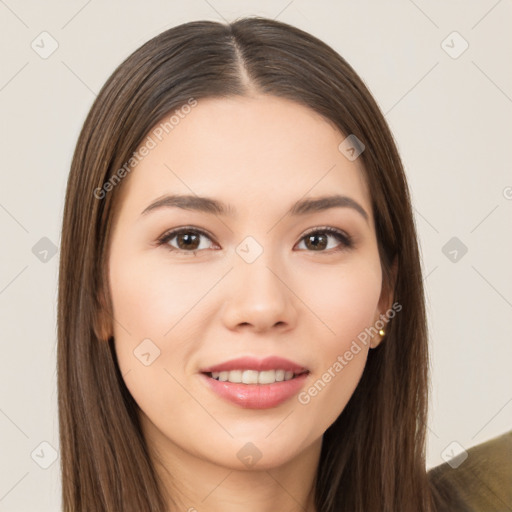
[175,232,201,250]
[297,227,353,253]
[156,226,353,256]
[157,228,216,255]
[304,233,329,251]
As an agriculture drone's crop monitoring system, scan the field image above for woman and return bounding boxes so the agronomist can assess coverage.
[57,15,505,512]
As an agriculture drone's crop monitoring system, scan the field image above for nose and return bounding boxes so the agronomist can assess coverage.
[221,252,298,333]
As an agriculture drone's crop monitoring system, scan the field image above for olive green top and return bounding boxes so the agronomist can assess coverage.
[428,430,512,511]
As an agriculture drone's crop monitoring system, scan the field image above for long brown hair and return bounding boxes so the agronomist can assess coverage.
[58,16,435,511]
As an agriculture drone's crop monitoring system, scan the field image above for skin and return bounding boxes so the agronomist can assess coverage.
[104,94,394,512]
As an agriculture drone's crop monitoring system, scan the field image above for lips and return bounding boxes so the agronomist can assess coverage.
[198,356,310,409]
[199,372,309,409]
[200,356,308,374]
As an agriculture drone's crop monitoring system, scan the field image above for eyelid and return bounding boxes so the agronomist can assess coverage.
[301,225,350,240]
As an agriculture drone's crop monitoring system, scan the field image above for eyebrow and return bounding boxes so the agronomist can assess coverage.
[140,193,369,222]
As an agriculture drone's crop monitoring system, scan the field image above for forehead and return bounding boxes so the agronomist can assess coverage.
[114,94,371,223]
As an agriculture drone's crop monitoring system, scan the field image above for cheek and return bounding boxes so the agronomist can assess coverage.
[109,252,210,340]
[108,251,220,401]
[300,256,382,346]
[108,256,198,427]
[295,258,381,420]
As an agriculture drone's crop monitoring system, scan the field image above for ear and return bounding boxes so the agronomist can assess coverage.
[370,256,398,349]
[93,284,113,342]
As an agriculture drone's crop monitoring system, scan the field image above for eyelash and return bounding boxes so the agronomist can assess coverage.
[155,225,354,256]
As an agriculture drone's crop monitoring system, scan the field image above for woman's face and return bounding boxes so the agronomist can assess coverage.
[106,94,391,470]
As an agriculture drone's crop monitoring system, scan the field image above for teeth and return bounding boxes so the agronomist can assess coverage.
[243,370,259,384]
[210,369,300,384]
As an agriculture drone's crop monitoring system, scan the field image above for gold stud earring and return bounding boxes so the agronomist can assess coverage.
[378,329,386,337]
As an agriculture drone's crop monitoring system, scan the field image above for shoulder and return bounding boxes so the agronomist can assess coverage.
[428,429,512,512]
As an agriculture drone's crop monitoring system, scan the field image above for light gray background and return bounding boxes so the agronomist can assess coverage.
[1,1,511,510]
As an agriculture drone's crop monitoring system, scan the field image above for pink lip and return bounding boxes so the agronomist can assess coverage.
[200,356,308,373]
[198,372,309,409]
